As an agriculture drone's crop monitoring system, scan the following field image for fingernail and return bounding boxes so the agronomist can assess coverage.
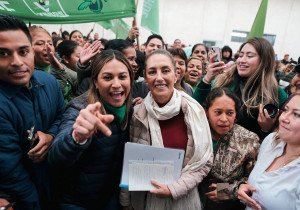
[106,130,112,136]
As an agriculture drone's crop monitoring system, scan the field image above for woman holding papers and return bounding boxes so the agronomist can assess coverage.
[48,50,133,209]
[120,49,213,210]
[199,87,260,210]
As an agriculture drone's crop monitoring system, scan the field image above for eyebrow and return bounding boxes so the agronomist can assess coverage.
[20,46,30,49]
[0,45,30,51]
[287,105,300,112]
[102,71,128,74]
[161,65,172,69]
[239,51,257,55]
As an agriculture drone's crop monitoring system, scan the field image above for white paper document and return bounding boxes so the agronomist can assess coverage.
[128,160,174,191]
[120,142,185,191]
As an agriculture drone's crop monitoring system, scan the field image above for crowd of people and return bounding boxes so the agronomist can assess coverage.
[0,14,299,210]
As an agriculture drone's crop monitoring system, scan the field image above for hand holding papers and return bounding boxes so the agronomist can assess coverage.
[129,160,174,191]
[120,142,185,191]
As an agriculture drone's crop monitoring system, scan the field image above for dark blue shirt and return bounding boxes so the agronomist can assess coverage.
[0,70,65,210]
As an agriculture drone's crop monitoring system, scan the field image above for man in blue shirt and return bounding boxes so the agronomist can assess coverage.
[0,15,65,209]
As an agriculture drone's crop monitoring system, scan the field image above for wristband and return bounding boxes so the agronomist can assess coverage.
[203,77,211,84]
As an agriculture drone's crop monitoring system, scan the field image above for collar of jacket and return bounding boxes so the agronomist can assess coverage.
[219,126,234,144]
[0,70,45,99]
[134,102,150,129]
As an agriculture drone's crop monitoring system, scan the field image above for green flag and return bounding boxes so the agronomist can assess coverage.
[141,0,159,34]
[111,19,130,39]
[98,19,130,39]
[97,20,113,30]
[247,0,268,39]
[0,0,136,24]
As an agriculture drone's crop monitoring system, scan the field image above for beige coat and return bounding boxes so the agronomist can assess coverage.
[120,97,213,210]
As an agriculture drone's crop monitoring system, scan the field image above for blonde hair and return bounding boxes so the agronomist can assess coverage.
[187,56,204,73]
[215,38,278,115]
[29,25,51,38]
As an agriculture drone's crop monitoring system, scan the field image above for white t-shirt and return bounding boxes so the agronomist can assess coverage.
[246,133,300,210]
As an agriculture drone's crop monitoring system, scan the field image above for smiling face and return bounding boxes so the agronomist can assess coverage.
[185,57,202,86]
[279,95,300,145]
[145,53,176,105]
[94,59,131,107]
[236,43,261,78]
[70,31,83,46]
[0,30,34,87]
[31,30,54,67]
[206,94,236,140]
[174,55,186,82]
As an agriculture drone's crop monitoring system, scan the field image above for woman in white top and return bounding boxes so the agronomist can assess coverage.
[237,92,300,210]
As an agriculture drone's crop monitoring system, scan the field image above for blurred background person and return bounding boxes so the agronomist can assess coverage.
[221,45,234,64]
[168,48,193,96]
[69,30,84,46]
[144,34,164,56]
[93,32,99,41]
[185,56,204,91]
[61,30,69,40]
[173,39,182,49]
[190,43,209,70]
[281,53,289,65]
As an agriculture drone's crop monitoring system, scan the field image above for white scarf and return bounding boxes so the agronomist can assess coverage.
[144,89,212,172]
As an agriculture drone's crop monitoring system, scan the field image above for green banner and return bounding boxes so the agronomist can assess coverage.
[141,0,159,34]
[98,19,130,39]
[111,19,130,39]
[248,0,268,39]
[0,0,136,24]
[98,20,113,29]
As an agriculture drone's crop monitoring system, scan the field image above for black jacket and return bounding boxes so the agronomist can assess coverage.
[48,93,130,209]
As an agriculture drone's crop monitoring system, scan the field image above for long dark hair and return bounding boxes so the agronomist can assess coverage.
[87,49,133,130]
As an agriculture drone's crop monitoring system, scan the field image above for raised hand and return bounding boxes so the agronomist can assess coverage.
[72,102,114,143]
[128,26,139,40]
[203,54,226,83]
[46,43,63,70]
[257,104,278,132]
[79,40,103,65]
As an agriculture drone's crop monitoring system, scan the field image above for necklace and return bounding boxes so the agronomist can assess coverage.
[280,154,300,167]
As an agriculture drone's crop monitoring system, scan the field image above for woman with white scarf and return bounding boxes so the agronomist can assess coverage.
[120,49,213,210]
